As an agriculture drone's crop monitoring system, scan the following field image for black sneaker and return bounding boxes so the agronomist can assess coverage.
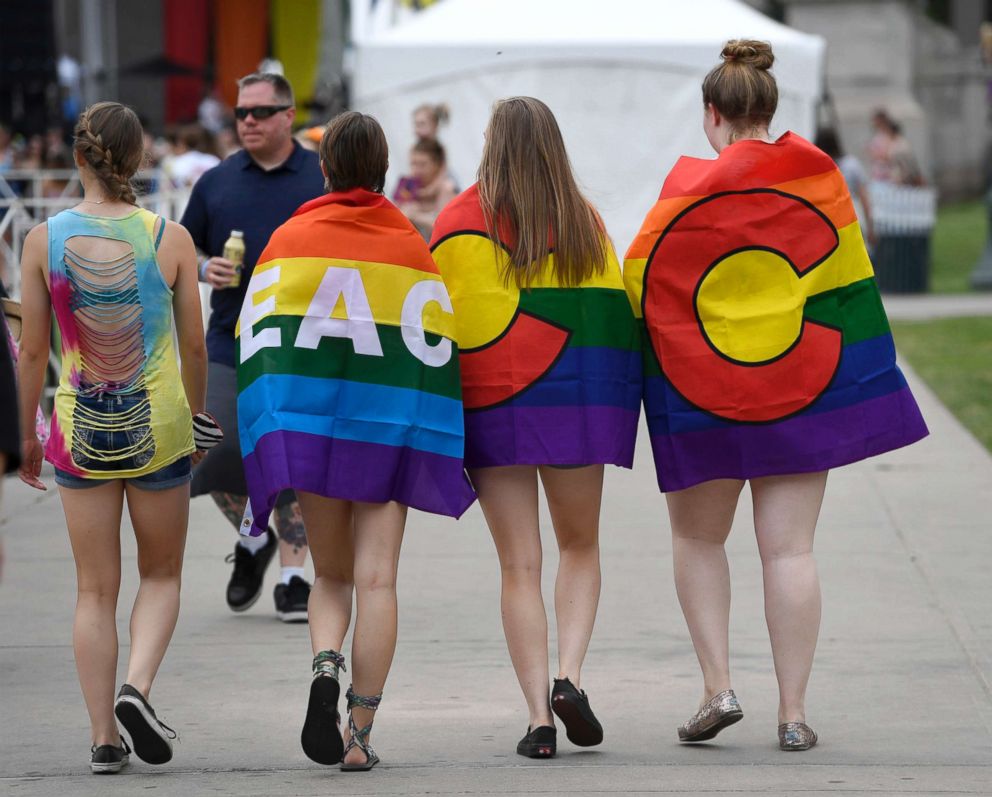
[225,528,277,612]
[90,740,130,774]
[114,684,176,765]
[552,677,604,747]
[274,575,310,623]
[516,725,557,759]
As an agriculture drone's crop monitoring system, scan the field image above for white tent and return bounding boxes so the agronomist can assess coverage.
[353,0,825,248]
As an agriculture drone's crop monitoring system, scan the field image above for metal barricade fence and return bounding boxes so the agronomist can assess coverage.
[0,169,193,297]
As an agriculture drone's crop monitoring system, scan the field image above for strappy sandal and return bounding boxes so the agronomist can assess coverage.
[301,650,346,765]
[340,686,382,772]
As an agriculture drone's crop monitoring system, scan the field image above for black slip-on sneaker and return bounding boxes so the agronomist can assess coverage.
[90,740,130,774]
[225,528,277,612]
[274,575,310,623]
[552,677,604,747]
[516,725,557,759]
[114,684,176,765]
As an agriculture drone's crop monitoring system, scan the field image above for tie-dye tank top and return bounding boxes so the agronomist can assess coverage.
[44,208,194,478]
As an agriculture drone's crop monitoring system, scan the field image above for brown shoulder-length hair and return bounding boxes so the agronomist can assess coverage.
[319,111,388,193]
[478,97,608,287]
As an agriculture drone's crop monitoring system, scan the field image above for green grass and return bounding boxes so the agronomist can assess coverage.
[930,200,986,293]
[891,316,992,452]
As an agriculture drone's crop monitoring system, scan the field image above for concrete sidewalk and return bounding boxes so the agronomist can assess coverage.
[882,293,992,321]
[1,364,990,796]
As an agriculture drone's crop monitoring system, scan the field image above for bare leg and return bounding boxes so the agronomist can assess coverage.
[470,466,553,730]
[122,481,190,698]
[61,481,126,746]
[273,500,308,568]
[539,465,604,688]
[666,479,744,705]
[296,491,355,654]
[750,471,827,724]
[344,500,407,766]
[210,490,246,531]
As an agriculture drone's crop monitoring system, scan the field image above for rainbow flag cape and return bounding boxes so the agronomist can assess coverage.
[431,185,641,468]
[237,189,476,535]
[624,133,928,491]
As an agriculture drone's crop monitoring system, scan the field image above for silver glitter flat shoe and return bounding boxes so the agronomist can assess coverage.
[677,689,743,742]
[778,721,817,751]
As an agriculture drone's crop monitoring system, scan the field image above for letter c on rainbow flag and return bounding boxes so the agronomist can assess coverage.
[642,189,843,423]
[431,232,570,411]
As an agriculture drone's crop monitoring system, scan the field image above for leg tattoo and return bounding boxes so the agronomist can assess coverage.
[274,501,308,554]
[211,491,248,533]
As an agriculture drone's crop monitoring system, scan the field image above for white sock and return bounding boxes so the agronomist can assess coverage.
[238,532,269,555]
[281,566,305,585]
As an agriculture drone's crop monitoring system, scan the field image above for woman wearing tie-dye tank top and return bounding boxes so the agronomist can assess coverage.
[17,102,207,774]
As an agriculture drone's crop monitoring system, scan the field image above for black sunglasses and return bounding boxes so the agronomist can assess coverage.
[234,104,292,121]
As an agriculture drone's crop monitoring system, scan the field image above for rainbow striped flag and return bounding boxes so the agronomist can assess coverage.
[431,185,641,468]
[237,189,475,535]
[624,133,928,491]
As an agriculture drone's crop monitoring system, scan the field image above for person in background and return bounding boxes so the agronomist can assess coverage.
[215,124,240,159]
[394,138,457,240]
[17,135,44,172]
[866,109,923,186]
[815,127,875,247]
[296,124,325,152]
[44,125,68,158]
[40,148,77,199]
[0,123,14,173]
[0,289,20,583]
[413,102,449,142]
[197,87,229,136]
[165,124,220,189]
[17,101,207,773]
[180,72,325,622]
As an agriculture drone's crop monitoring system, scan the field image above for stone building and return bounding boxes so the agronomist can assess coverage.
[773,0,991,199]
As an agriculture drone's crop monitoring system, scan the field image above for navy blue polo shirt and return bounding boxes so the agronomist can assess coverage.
[180,141,324,366]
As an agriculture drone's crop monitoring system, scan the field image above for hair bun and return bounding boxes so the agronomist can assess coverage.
[721,39,774,70]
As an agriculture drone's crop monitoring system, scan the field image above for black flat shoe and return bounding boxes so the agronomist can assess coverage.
[551,677,603,747]
[114,684,176,765]
[302,675,344,764]
[516,725,557,759]
[90,740,130,774]
[301,650,346,765]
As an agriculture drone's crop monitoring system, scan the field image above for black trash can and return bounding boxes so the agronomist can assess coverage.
[868,181,936,295]
[872,234,930,294]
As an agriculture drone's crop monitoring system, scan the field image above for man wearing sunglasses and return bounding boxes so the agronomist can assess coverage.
[181,72,325,622]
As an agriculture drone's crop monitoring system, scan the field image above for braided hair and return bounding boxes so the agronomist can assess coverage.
[73,102,144,205]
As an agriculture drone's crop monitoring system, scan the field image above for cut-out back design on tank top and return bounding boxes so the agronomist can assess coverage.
[45,209,194,478]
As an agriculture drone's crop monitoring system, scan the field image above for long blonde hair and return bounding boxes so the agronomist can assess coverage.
[477,97,607,287]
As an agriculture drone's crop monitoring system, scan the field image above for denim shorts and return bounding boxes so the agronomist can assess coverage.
[69,391,155,473]
[55,455,192,491]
